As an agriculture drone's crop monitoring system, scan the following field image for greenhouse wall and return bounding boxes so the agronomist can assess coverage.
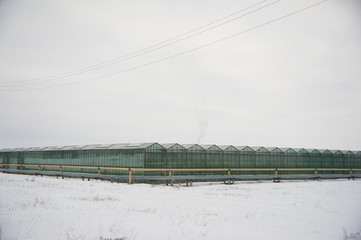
[185,145,206,175]
[1,143,361,177]
[205,145,223,175]
[238,147,255,175]
[144,143,166,176]
[223,146,239,169]
[165,144,187,169]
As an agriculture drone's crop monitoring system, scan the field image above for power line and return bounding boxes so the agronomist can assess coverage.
[0,0,270,87]
[1,0,329,91]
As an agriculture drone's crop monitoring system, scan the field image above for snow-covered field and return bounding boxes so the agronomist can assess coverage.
[0,173,360,240]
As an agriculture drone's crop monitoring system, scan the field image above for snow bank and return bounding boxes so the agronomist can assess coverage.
[0,173,360,240]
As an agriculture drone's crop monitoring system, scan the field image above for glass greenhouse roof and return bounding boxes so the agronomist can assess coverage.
[0,143,359,154]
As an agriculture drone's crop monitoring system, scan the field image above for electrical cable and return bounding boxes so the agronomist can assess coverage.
[0,0,270,86]
[0,0,328,91]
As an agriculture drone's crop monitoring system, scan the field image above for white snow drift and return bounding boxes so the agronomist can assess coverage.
[0,173,360,240]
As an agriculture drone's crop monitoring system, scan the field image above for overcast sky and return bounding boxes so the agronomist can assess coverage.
[0,0,360,150]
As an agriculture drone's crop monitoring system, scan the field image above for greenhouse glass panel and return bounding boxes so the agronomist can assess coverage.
[321,150,336,173]
[203,145,223,175]
[145,143,166,176]
[23,152,39,171]
[297,149,311,173]
[204,145,223,168]
[356,152,361,172]
[222,146,239,168]
[165,144,187,176]
[9,152,20,169]
[254,147,271,175]
[344,151,354,168]
[238,146,255,175]
[282,148,299,174]
[185,145,205,175]
[351,152,359,171]
[0,153,5,164]
[283,148,297,167]
[268,148,284,169]
[332,150,345,169]
[309,149,322,169]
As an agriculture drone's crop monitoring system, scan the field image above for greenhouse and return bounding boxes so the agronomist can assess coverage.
[1,143,361,180]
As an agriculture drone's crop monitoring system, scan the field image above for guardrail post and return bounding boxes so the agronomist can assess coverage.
[129,168,132,184]
[350,168,352,175]
[20,164,23,170]
[315,168,317,175]
[169,170,172,177]
[228,169,231,176]
[60,166,62,173]
[38,165,41,171]
[275,168,278,176]
[98,167,101,175]
[5,164,8,170]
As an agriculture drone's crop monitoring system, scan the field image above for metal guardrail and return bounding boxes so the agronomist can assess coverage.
[1,163,360,184]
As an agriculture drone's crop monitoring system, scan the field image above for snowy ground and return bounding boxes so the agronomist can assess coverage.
[0,173,360,240]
